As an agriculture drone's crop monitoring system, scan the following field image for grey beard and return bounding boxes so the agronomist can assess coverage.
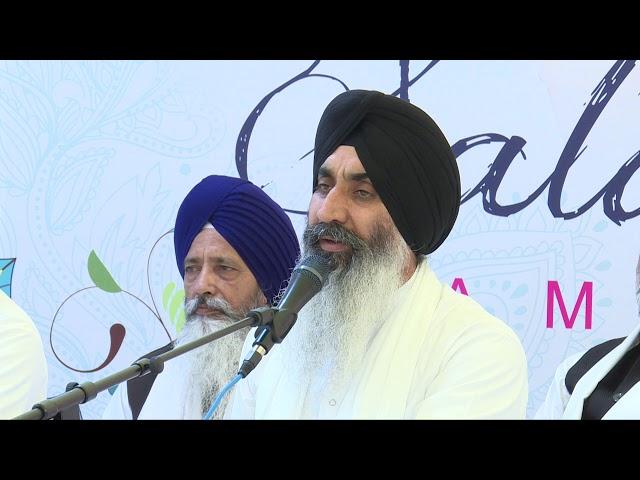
[178,295,258,418]
[176,317,248,418]
[279,220,411,404]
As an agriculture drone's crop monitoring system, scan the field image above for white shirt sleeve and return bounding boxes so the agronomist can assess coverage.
[411,323,529,419]
[534,351,584,419]
[0,291,48,419]
[101,382,133,420]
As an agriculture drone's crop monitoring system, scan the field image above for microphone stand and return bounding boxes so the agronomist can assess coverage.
[13,307,277,420]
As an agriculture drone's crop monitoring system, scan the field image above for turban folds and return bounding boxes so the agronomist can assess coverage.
[313,90,461,255]
[174,175,300,304]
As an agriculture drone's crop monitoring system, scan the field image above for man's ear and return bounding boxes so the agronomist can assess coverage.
[259,291,268,307]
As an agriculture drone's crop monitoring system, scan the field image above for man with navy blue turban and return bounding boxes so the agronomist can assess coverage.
[103,175,300,419]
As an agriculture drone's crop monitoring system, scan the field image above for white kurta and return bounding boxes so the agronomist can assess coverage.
[0,290,48,419]
[226,259,529,419]
[535,323,640,420]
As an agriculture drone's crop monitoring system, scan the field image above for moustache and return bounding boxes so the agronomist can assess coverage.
[184,295,237,319]
[303,222,368,251]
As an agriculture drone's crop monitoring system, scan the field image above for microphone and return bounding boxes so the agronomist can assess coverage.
[238,254,332,377]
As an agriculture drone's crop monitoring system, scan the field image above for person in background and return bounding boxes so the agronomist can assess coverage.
[102,175,299,419]
[0,289,48,419]
[536,253,640,419]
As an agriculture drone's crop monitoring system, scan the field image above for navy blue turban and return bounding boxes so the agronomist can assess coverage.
[174,175,300,305]
[313,90,461,255]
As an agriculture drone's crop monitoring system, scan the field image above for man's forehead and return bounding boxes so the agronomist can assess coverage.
[319,146,370,180]
[186,228,244,263]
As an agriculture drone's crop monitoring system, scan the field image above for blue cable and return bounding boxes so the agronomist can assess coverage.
[203,373,242,420]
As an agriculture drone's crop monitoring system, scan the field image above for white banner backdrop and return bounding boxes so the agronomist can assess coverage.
[1,60,638,419]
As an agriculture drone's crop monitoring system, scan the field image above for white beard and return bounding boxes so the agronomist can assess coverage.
[175,312,250,419]
[279,224,410,411]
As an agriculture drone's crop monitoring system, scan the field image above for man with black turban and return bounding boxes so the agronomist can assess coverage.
[103,175,300,419]
[227,90,528,419]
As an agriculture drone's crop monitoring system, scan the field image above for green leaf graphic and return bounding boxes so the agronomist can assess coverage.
[162,281,186,333]
[87,250,122,293]
[169,288,185,323]
[175,309,186,333]
[162,282,176,311]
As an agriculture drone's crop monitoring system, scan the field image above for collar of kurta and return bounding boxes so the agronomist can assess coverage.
[563,323,640,419]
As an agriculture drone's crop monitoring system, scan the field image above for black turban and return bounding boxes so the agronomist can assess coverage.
[313,90,461,255]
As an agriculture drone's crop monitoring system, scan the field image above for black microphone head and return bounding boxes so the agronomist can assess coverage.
[296,254,333,286]
[268,254,334,342]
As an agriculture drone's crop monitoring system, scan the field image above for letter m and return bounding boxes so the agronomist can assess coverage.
[546,280,593,329]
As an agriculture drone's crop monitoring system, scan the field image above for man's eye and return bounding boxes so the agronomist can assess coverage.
[315,183,331,194]
[355,190,372,199]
